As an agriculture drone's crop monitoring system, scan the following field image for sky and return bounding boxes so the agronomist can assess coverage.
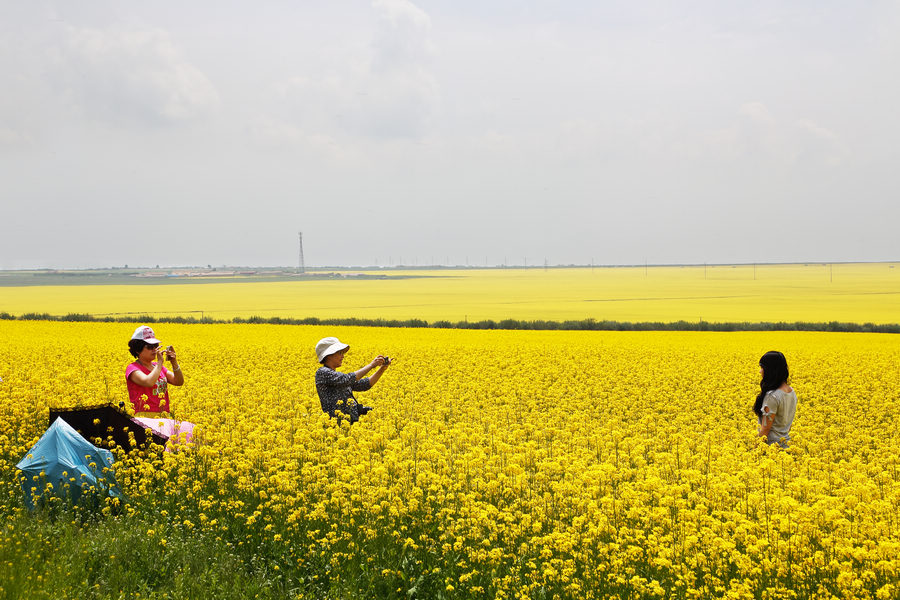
[1,1,899,269]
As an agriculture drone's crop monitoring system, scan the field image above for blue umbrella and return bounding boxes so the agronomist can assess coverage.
[16,417,122,509]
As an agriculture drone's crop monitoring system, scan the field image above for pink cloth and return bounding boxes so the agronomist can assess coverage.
[135,417,195,447]
[125,362,171,413]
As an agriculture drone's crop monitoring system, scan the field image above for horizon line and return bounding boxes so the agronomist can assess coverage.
[1,259,898,273]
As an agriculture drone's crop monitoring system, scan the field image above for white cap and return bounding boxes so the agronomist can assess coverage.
[316,337,349,362]
[131,325,161,345]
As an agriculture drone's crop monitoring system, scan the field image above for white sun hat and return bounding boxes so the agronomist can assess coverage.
[316,337,349,362]
[131,325,161,344]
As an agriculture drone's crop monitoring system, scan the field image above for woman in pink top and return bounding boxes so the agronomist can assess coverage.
[126,325,193,445]
[126,325,185,415]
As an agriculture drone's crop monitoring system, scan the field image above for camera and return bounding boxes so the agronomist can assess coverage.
[383,356,391,366]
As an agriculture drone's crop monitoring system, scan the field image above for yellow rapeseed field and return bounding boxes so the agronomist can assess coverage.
[1,263,899,323]
[1,320,898,598]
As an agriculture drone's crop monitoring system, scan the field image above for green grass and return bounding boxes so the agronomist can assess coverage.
[3,311,900,333]
[0,510,290,600]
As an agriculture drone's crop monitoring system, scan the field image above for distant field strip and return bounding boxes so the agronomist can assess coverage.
[582,294,754,303]
[1,263,898,323]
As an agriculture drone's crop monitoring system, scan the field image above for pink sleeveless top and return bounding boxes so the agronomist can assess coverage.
[125,362,171,413]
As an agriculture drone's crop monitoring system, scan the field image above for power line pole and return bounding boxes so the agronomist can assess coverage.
[298,232,306,273]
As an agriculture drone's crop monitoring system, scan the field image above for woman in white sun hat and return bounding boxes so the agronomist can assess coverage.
[314,336,391,423]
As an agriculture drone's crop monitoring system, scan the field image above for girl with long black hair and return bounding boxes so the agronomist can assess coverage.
[754,350,797,447]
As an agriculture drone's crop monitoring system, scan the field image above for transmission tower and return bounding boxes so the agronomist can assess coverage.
[298,232,306,273]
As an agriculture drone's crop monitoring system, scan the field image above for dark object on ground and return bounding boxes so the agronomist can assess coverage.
[49,404,169,450]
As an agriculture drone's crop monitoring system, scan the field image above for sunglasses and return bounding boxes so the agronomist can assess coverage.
[145,343,160,350]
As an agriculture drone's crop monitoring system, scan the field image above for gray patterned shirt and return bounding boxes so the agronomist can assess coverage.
[315,367,372,421]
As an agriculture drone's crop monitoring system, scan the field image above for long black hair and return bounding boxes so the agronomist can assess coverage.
[753,350,789,417]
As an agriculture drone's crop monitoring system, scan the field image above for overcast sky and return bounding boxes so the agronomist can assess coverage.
[1,1,898,269]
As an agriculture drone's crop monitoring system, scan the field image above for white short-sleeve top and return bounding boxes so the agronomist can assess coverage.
[761,388,798,446]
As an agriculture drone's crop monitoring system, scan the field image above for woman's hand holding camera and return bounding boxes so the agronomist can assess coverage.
[358,352,391,387]
[164,345,183,379]
[371,355,392,369]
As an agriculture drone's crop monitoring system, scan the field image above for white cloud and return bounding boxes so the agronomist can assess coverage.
[794,119,846,167]
[795,119,836,141]
[263,0,439,142]
[0,125,34,149]
[245,115,353,161]
[739,101,776,126]
[699,102,845,167]
[371,0,434,70]
[53,25,219,126]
